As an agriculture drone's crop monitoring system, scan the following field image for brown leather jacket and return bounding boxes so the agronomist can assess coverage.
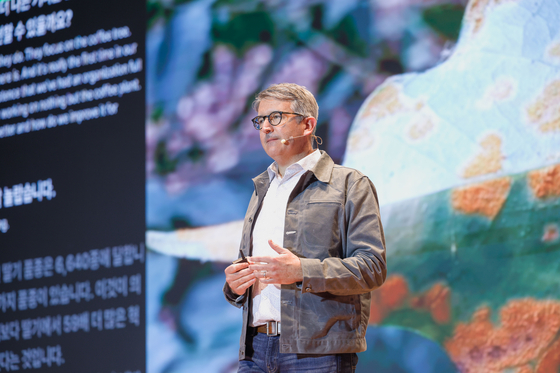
[224,151,387,359]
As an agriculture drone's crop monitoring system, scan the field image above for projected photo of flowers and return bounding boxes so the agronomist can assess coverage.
[145,0,560,372]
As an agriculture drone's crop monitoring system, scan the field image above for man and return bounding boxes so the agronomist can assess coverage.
[223,83,386,373]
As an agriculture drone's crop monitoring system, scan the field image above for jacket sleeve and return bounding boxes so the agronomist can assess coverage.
[223,240,250,308]
[223,282,247,308]
[299,176,387,296]
[223,189,259,308]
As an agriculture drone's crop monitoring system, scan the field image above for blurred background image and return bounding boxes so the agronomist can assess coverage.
[145,0,560,372]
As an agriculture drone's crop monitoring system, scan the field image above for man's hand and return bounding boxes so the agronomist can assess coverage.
[225,262,256,296]
[249,240,303,284]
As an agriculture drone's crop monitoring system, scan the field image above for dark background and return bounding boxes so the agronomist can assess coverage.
[0,0,146,372]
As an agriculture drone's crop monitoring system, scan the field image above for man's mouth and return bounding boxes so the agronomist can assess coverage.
[266,137,279,143]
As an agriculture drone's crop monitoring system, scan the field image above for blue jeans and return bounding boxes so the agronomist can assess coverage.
[238,332,358,373]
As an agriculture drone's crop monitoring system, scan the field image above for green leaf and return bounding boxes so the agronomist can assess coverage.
[211,11,275,55]
[155,141,178,175]
[422,4,465,41]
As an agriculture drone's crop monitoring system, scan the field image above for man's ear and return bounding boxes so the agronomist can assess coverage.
[303,117,317,136]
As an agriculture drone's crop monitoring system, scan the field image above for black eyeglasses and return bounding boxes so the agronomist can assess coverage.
[251,111,304,130]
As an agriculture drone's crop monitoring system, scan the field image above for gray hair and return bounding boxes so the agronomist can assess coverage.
[253,83,319,127]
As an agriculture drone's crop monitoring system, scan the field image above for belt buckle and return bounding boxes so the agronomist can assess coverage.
[266,321,280,336]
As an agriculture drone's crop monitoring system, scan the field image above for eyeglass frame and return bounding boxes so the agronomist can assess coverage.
[251,111,305,130]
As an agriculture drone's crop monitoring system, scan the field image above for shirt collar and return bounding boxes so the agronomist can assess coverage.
[267,149,321,181]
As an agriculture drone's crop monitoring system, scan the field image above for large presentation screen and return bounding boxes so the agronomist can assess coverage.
[2,0,560,372]
[0,1,145,372]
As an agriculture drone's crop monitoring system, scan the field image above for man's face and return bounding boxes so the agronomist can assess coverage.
[257,99,306,163]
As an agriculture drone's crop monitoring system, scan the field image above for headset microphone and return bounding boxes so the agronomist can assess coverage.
[281,134,307,145]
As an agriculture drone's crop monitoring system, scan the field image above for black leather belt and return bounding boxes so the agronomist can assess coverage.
[256,321,281,336]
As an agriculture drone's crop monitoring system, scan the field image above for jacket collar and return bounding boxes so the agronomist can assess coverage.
[310,150,334,184]
[252,150,334,196]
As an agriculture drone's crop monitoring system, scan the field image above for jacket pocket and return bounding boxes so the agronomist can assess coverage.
[297,292,360,339]
[302,201,342,257]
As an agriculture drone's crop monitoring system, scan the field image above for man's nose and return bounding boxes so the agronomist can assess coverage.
[261,119,273,133]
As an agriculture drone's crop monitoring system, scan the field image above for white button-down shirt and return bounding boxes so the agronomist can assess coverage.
[251,149,321,326]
